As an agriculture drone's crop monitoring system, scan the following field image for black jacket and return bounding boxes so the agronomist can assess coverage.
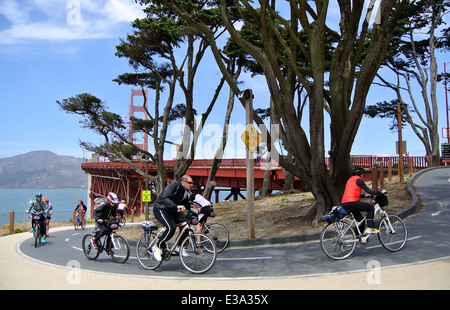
[154,181,190,214]
[93,201,117,221]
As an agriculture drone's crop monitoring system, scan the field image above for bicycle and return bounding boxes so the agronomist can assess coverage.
[320,194,408,260]
[74,214,85,230]
[136,220,217,274]
[186,212,229,253]
[30,211,46,248]
[82,220,130,263]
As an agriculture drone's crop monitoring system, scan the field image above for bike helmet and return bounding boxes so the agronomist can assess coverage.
[35,192,43,197]
[107,192,119,204]
[352,166,366,176]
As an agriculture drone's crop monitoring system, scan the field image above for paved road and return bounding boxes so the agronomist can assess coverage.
[3,167,450,290]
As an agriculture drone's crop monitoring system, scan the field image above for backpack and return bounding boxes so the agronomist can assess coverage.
[322,206,348,224]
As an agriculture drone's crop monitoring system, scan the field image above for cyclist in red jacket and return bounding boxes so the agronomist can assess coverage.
[341,167,386,234]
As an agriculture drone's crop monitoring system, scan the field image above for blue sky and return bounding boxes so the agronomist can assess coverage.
[0,0,448,161]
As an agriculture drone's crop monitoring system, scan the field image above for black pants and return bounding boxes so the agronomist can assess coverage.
[94,221,108,243]
[198,205,213,224]
[342,201,375,233]
[153,208,188,249]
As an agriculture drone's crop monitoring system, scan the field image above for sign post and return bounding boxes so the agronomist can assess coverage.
[397,102,404,183]
[239,89,259,239]
[444,62,449,143]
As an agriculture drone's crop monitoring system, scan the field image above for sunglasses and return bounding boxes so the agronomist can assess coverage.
[184,181,193,184]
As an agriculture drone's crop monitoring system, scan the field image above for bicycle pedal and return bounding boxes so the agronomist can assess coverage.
[162,250,170,261]
[359,235,370,245]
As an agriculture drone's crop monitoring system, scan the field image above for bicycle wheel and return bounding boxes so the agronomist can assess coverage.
[82,234,100,260]
[378,214,407,252]
[136,232,162,270]
[320,221,356,260]
[74,218,81,231]
[180,233,217,274]
[109,235,130,263]
[34,223,41,248]
[203,223,229,253]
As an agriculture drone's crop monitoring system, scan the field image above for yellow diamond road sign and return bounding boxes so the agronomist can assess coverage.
[142,190,152,202]
[241,124,262,152]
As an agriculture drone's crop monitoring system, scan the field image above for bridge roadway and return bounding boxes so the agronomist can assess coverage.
[2,167,450,291]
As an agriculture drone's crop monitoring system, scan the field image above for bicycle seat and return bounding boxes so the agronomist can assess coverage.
[142,221,157,231]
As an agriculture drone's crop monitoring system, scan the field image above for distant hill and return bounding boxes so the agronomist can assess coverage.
[0,150,88,188]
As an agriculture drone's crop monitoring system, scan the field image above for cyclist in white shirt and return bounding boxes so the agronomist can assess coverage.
[188,186,215,234]
[117,200,127,218]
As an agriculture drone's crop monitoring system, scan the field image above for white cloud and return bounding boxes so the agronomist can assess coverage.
[102,0,145,23]
[0,0,146,44]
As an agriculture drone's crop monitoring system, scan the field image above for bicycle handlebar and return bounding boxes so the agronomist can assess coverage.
[367,192,389,198]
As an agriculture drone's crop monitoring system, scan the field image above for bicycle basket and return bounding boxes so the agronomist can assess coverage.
[107,220,119,230]
[322,206,348,224]
[141,221,157,231]
[186,212,198,225]
[375,194,389,207]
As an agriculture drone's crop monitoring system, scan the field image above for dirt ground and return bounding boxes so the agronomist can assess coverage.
[120,176,416,242]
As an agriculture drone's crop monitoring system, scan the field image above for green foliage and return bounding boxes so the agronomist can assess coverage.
[364,100,412,131]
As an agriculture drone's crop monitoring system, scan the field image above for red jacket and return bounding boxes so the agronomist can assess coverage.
[341,175,363,204]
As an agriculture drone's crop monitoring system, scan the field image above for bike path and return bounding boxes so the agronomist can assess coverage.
[4,167,450,289]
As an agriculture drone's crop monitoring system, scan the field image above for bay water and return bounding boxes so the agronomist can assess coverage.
[0,188,88,227]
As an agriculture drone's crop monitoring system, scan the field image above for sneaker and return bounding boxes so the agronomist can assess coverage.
[174,246,189,257]
[41,236,46,243]
[365,228,380,234]
[91,238,98,248]
[152,245,162,261]
[29,228,34,233]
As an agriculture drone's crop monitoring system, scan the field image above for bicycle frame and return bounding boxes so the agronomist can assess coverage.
[101,231,124,253]
[151,224,194,258]
[344,203,396,238]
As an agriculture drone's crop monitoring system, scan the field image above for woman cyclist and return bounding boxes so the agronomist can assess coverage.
[341,167,386,235]
[74,200,87,227]
[43,197,53,236]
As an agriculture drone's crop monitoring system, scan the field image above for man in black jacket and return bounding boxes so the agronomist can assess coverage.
[152,175,193,261]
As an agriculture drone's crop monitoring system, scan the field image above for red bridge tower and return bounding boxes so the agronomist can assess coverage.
[127,88,148,152]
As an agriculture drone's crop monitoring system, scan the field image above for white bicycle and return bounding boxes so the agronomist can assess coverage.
[320,194,408,260]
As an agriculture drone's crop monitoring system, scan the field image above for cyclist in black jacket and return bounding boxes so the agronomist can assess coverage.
[152,175,194,261]
[92,192,118,247]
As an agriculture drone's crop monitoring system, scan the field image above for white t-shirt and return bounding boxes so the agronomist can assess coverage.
[192,194,211,208]
[190,194,212,216]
